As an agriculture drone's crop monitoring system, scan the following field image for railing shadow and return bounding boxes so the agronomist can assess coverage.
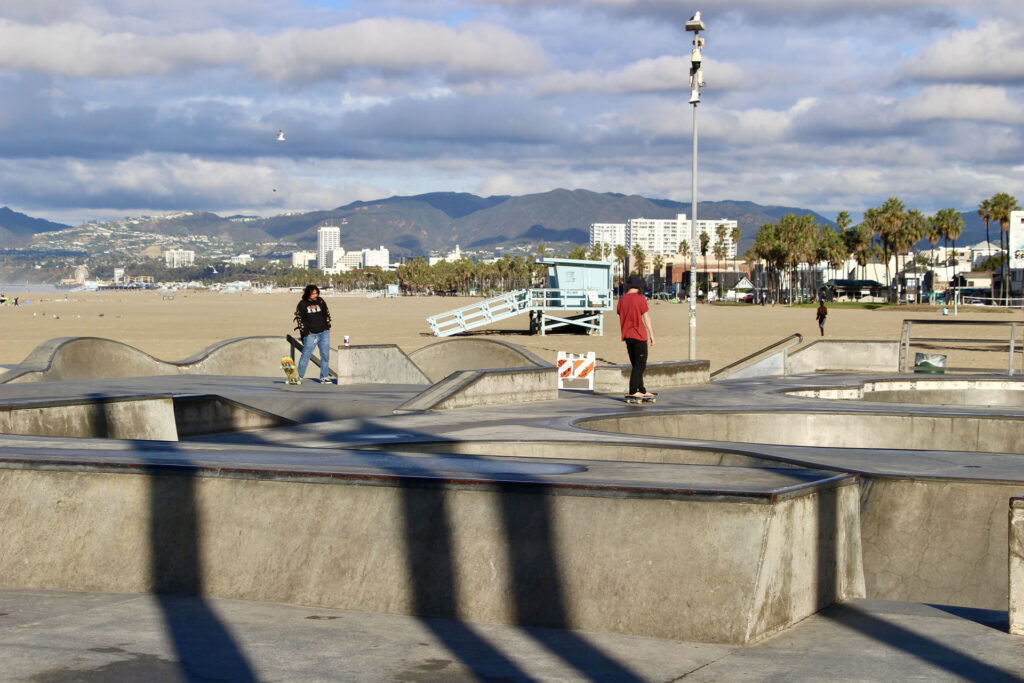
[139,449,257,682]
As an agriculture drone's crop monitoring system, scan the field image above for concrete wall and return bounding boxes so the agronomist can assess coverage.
[408,339,551,383]
[0,395,290,440]
[0,397,178,440]
[399,367,556,411]
[860,479,1024,611]
[594,360,709,394]
[1012,495,1024,635]
[0,467,863,644]
[579,410,1024,453]
[364,440,803,469]
[4,336,298,383]
[334,345,430,385]
[787,340,900,374]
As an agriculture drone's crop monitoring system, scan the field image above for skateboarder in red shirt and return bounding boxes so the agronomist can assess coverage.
[617,274,656,399]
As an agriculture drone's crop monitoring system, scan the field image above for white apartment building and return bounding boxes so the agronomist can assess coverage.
[291,250,316,269]
[164,249,195,268]
[317,226,342,270]
[589,223,627,251]
[362,246,390,269]
[589,214,738,258]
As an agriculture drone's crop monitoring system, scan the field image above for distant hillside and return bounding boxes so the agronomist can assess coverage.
[0,207,70,247]
[7,193,998,257]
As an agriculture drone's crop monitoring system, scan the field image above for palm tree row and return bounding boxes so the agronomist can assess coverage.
[978,192,1021,304]
[749,197,979,304]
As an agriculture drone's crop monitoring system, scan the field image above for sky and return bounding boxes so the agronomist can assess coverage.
[0,0,1021,226]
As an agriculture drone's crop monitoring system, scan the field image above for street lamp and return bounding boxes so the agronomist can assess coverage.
[686,11,705,360]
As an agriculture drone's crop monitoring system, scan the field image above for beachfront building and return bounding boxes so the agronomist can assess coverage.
[164,249,195,268]
[590,214,738,259]
[362,246,390,269]
[429,244,463,266]
[291,250,316,269]
[317,226,342,270]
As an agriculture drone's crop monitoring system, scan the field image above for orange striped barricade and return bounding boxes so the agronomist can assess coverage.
[556,351,595,391]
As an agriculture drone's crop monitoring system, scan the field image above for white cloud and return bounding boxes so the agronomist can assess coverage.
[899,85,1024,123]
[902,19,1024,84]
[0,17,547,81]
[537,56,748,96]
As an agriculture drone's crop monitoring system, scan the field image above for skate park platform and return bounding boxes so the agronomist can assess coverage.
[1,335,1023,679]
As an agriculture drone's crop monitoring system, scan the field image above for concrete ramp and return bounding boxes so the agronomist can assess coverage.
[0,394,293,440]
[0,445,862,644]
[408,338,551,383]
[4,336,297,383]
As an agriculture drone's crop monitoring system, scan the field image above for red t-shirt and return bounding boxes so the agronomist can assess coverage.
[617,291,649,341]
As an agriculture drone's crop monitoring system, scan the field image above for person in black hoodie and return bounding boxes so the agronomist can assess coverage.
[294,284,333,383]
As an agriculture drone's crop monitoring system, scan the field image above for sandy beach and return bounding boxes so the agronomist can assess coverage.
[1,289,1020,372]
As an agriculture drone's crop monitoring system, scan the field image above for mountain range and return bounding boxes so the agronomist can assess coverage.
[1,189,995,255]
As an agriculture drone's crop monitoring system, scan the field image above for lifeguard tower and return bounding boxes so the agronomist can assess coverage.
[426,258,614,337]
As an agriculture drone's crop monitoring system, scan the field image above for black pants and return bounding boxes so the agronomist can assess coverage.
[625,338,648,395]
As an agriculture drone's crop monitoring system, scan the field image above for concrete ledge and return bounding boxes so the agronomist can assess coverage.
[0,394,292,440]
[788,340,899,374]
[0,464,863,644]
[408,339,551,383]
[579,410,1024,453]
[0,396,179,440]
[1012,495,1024,635]
[399,367,555,411]
[335,345,430,385]
[3,336,299,383]
[594,359,709,394]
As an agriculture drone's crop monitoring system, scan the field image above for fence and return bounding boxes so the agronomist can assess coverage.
[899,320,1022,375]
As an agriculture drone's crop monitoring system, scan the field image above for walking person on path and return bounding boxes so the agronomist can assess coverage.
[617,274,656,398]
[816,301,828,337]
[294,284,333,383]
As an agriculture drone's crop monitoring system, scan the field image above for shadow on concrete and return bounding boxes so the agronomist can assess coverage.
[141,454,257,682]
[927,604,1010,632]
[823,602,1020,681]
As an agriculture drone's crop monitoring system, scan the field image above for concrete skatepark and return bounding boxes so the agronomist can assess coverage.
[1,333,1023,680]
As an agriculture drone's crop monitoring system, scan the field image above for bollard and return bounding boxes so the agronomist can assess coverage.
[1011,495,1024,636]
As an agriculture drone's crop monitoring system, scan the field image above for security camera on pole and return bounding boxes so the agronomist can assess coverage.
[685,11,705,361]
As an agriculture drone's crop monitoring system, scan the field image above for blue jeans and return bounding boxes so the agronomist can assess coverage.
[298,331,331,380]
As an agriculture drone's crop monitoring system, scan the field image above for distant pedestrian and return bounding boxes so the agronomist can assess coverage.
[816,302,828,336]
[617,274,656,398]
[294,284,332,383]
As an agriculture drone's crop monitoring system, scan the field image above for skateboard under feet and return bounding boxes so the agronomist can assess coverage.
[624,393,657,405]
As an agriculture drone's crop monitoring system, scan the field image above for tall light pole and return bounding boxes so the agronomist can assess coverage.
[685,11,705,360]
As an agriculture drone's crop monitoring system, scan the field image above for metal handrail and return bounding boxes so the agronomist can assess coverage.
[711,333,803,379]
[286,334,338,378]
[899,319,1021,375]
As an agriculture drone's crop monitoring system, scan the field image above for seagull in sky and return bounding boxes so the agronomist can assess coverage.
[276,130,286,141]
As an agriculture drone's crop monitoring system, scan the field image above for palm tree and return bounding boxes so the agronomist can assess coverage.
[631,243,647,276]
[699,231,710,297]
[988,192,1021,303]
[613,244,629,283]
[652,253,665,291]
[978,198,993,253]
[712,225,729,296]
[836,211,852,233]
[933,207,965,295]
[678,240,690,260]
[878,197,907,302]
[730,225,741,276]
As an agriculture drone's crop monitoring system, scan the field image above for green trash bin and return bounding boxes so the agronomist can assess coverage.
[914,352,946,374]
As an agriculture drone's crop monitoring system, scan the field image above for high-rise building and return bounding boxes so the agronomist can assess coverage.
[589,214,738,259]
[291,250,316,269]
[164,249,195,268]
[317,226,341,270]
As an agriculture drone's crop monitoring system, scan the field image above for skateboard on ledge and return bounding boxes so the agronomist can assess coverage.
[624,393,657,405]
[281,357,301,385]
